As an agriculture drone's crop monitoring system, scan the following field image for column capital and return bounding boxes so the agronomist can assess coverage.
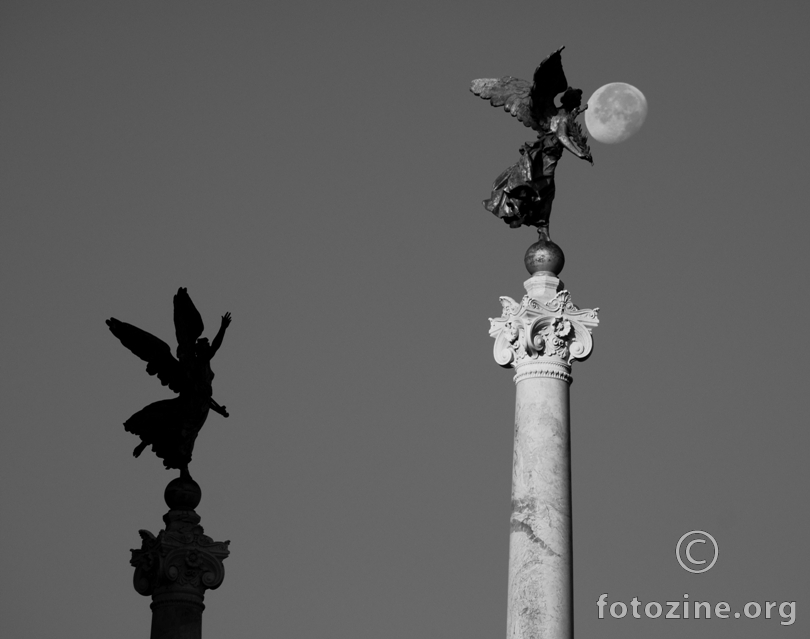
[130,509,230,602]
[489,277,599,384]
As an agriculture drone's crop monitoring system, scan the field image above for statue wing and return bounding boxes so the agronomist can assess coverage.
[529,47,569,123]
[471,47,569,131]
[106,318,183,392]
[471,76,540,130]
[173,287,204,354]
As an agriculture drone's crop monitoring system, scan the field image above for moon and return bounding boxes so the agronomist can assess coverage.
[585,83,647,144]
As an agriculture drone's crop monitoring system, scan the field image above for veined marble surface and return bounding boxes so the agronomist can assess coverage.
[507,376,572,639]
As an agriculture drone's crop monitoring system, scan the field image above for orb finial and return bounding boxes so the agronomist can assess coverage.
[524,226,565,276]
[164,470,202,511]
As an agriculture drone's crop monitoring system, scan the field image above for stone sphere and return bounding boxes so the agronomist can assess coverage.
[524,233,565,275]
[164,474,202,511]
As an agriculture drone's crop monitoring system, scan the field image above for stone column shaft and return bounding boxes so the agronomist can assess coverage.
[508,375,572,638]
[150,591,204,639]
[490,273,598,639]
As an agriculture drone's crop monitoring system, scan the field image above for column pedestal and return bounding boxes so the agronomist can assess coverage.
[490,272,598,639]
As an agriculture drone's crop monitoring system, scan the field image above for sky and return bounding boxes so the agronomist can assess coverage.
[1,1,809,638]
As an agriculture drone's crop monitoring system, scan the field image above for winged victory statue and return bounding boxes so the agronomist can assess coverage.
[471,46,592,230]
[107,288,231,473]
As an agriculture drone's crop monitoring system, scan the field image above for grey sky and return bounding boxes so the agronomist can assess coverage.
[1,1,808,638]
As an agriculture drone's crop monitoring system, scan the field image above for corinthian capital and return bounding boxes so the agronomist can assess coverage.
[489,288,599,384]
[130,509,230,599]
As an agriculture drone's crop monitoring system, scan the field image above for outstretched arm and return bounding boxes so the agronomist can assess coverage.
[210,312,231,358]
[571,104,588,119]
[210,398,229,418]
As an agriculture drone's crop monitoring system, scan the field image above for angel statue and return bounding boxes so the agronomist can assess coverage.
[107,288,231,473]
[471,46,592,229]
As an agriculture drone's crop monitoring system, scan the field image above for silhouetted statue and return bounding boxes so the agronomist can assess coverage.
[471,47,592,229]
[107,288,231,471]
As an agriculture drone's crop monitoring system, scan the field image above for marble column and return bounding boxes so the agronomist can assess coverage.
[130,474,230,639]
[489,271,598,639]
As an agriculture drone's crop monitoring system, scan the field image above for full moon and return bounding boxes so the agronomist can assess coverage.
[585,83,647,144]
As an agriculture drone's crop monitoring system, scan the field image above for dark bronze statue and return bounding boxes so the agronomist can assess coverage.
[472,47,592,230]
[107,288,231,472]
